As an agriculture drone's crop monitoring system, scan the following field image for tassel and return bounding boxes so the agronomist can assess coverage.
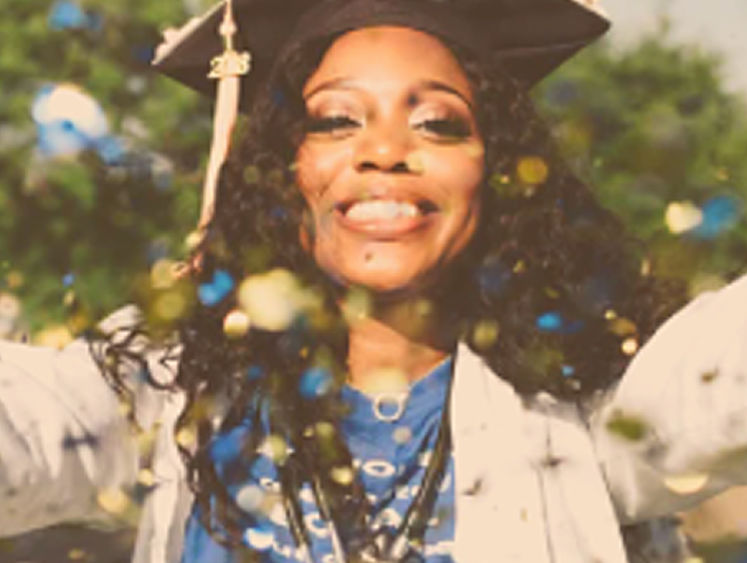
[200,0,251,231]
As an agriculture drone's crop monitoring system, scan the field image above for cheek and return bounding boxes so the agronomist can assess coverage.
[295,143,352,205]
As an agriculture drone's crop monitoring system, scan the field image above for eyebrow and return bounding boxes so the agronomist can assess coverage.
[303,78,474,110]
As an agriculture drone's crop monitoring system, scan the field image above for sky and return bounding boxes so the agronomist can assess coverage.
[602,0,747,95]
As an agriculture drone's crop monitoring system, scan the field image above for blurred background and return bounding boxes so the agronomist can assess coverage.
[0,0,745,561]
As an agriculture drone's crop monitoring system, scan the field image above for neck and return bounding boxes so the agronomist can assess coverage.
[345,296,455,394]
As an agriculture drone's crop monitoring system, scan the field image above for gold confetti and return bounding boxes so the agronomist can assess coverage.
[330,465,355,486]
[184,230,203,252]
[68,548,86,560]
[6,270,24,289]
[472,320,500,350]
[621,337,639,355]
[606,412,648,442]
[640,259,652,277]
[137,468,156,487]
[405,151,426,173]
[151,259,179,289]
[341,287,372,324]
[259,435,288,464]
[608,317,637,337]
[238,269,306,332]
[96,487,130,515]
[604,309,617,321]
[34,324,73,349]
[154,291,186,321]
[393,426,413,444]
[223,309,251,338]
[665,201,702,234]
[663,472,709,495]
[176,426,196,448]
[517,156,549,185]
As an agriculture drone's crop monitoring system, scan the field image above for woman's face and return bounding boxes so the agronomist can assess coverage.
[296,26,485,294]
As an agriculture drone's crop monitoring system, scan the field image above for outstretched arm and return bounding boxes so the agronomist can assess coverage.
[592,272,747,523]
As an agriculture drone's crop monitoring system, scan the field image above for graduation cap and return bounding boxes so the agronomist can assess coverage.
[152,0,609,238]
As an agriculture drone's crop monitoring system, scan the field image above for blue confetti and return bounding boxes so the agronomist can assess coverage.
[691,195,741,240]
[299,367,333,399]
[562,365,575,378]
[247,365,264,381]
[62,273,75,287]
[48,1,101,31]
[477,257,512,298]
[198,269,235,306]
[36,122,90,157]
[536,312,563,332]
[209,429,244,464]
[48,1,87,30]
[94,135,125,165]
[536,311,584,334]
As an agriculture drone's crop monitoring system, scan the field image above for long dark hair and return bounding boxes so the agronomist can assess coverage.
[111,33,686,552]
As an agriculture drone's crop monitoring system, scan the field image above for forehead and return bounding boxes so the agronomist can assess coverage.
[303,26,473,98]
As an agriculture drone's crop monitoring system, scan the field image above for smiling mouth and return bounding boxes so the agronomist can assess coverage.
[335,198,438,236]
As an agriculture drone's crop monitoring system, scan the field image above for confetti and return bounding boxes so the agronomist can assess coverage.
[665,201,702,234]
[393,426,413,444]
[536,312,562,332]
[198,269,235,306]
[223,309,251,338]
[34,324,73,349]
[621,337,639,355]
[259,435,288,464]
[663,472,709,495]
[150,259,179,290]
[691,195,741,239]
[236,484,264,513]
[472,320,500,350]
[299,367,334,399]
[154,291,187,321]
[606,412,647,441]
[341,286,372,324]
[137,468,156,487]
[517,156,549,185]
[96,487,130,515]
[330,465,355,486]
[237,269,308,331]
[405,151,425,173]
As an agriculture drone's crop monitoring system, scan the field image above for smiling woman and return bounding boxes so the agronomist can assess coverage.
[3,1,747,562]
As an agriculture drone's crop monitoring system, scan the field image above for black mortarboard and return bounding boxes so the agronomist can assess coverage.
[154,0,609,239]
[153,0,610,111]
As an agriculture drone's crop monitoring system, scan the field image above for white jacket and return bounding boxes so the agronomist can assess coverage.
[1,273,747,562]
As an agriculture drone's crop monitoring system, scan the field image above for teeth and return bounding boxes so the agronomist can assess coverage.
[345,200,420,221]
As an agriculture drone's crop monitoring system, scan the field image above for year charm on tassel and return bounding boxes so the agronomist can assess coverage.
[208,0,251,79]
[209,48,251,79]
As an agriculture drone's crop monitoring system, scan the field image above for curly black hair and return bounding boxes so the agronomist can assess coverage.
[128,34,687,555]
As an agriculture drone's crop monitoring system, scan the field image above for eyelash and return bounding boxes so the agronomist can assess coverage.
[305,115,471,139]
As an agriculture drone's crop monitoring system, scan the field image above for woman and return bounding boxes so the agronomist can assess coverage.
[2,0,747,562]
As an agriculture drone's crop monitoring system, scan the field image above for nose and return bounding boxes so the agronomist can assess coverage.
[353,120,414,173]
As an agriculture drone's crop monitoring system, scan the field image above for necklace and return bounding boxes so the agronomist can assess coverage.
[278,371,453,563]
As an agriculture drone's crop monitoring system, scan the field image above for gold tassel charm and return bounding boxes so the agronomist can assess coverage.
[208,0,251,79]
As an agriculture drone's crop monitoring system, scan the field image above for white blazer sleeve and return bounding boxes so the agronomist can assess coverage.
[591,273,747,524]
[0,306,181,539]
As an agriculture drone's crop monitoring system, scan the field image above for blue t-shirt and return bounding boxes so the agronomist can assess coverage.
[181,359,455,562]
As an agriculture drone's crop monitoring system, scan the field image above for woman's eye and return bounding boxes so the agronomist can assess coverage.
[306,115,360,134]
[415,118,472,139]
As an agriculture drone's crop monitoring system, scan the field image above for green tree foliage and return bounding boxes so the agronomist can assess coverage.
[0,0,211,334]
[1,4,746,336]
[536,30,747,289]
